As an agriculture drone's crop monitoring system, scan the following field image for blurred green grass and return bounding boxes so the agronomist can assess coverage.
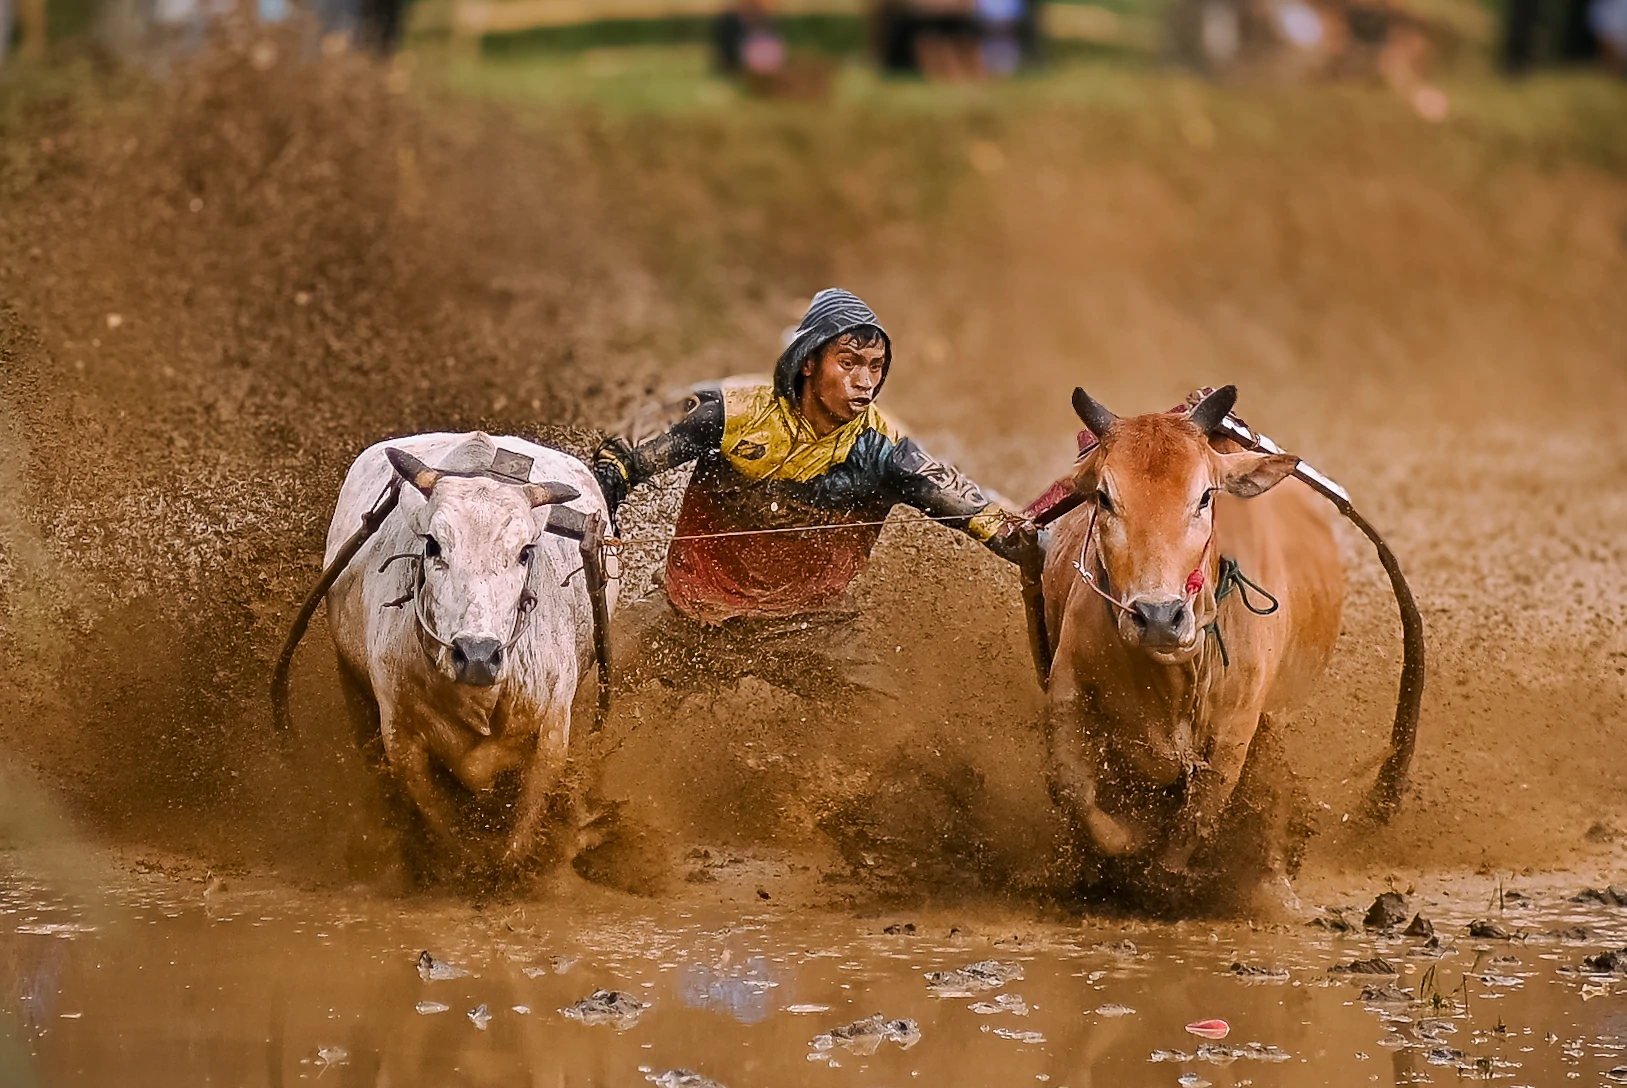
[433,40,1627,174]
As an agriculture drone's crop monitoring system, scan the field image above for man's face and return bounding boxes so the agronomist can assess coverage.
[800,334,886,426]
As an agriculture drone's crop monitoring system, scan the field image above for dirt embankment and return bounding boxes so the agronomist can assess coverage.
[1,45,1625,898]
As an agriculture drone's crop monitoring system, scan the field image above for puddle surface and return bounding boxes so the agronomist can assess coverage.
[3,868,1626,1087]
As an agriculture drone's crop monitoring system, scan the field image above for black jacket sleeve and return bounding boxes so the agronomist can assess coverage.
[885,437,1029,565]
[593,386,725,512]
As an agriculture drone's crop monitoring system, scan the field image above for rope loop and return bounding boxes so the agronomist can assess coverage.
[1214,557,1281,616]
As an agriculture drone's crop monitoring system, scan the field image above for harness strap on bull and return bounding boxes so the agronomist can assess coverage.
[1212,412,1426,823]
[544,505,614,732]
[1200,555,1283,668]
[270,478,403,736]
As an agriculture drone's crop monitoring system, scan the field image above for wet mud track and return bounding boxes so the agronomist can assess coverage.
[5,863,1627,1086]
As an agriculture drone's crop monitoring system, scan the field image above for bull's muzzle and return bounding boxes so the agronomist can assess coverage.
[451,636,504,687]
[1127,597,1192,651]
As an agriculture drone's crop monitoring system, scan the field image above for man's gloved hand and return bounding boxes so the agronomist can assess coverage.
[592,436,633,517]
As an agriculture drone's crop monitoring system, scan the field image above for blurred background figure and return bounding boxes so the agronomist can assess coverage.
[0,0,45,68]
[874,0,1041,78]
[1592,0,1627,68]
[315,0,401,53]
[715,0,786,75]
[1166,0,1448,117]
[976,0,1031,75]
[1504,0,1606,72]
[715,0,836,97]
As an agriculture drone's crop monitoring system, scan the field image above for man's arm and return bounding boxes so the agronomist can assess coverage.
[885,437,1033,565]
[593,386,725,515]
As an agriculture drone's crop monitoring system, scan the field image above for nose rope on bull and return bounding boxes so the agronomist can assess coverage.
[379,544,548,656]
[1071,487,1283,674]
[1071,503,1137,617]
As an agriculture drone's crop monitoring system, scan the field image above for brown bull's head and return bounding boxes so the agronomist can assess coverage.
[1068,386,1300,661]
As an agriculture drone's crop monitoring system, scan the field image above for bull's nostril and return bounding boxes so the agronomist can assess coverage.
[1129,599,1186,644]
[450,637,504,685]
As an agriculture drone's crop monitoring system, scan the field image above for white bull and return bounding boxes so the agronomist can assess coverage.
[324,431,617,875]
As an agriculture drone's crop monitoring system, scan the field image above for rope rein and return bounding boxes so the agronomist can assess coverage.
[606,511,1011,548]
[1071,504,1136,617]
[381,544,542,654]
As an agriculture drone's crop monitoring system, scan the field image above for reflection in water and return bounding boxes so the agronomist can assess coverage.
[676,955,779,1024]
[1,861,1625,1088]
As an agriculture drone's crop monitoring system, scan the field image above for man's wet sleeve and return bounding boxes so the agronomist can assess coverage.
[886,437,1026,564]
[593,387,725,509]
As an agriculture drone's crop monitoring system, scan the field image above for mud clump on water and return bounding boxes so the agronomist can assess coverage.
[2,44,1626,905]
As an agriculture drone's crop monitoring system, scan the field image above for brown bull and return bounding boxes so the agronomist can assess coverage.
[1042,386,1343,905]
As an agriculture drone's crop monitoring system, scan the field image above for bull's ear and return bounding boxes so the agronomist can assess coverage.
[1187,385,1238,436]
[1071,387,1117,439]
[386,448,441,498]
[524,482,581,508]
[1216,450,1300,498]
[1063,446,1103,500]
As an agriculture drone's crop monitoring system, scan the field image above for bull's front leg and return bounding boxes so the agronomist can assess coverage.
[1046,666,1146,858]
[1158,717,1255,872]
[503,701,571,867]
[382,722,463,849]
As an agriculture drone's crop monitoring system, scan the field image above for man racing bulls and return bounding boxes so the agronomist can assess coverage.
[593,288,1040,700]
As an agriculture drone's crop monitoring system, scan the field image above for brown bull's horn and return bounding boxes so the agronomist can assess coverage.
[524,482,580,508]
[386,447,441,497]
[1187,385,1239,436]
[1071,387,1118,438]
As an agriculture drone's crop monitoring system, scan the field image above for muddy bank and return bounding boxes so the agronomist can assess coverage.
[1,45,1626,898]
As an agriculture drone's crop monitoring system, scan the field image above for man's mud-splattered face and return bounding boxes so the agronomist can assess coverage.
[799,333,886,435]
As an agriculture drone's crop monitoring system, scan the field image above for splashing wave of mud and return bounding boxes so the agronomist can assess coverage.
[2,43,1625,905]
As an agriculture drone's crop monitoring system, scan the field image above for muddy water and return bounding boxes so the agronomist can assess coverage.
[4,861,1626,1088]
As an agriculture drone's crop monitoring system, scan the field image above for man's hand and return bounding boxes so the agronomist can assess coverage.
[592,437,633,517]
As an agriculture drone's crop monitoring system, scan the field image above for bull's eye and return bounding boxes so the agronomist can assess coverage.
[423,534,442,559]
[1095,488,1114,515]
[1197,489,1214,513]
[519,544,536,567]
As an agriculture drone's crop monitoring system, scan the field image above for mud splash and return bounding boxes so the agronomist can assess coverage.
[1,43,1626,902]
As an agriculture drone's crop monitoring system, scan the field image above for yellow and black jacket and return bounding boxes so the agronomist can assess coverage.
[595,379,1022,623]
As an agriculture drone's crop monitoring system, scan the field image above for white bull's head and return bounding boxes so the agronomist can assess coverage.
[386,448,579,688]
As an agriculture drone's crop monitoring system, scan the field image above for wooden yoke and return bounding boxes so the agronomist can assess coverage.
[541,504,614,731]
[578,512,613,731]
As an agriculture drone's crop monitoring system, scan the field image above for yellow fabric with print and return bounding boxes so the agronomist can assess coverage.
[720,382,898,483]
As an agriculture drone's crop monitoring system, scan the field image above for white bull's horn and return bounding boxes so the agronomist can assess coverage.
[524,482,580,507]
[386,448,441,497]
